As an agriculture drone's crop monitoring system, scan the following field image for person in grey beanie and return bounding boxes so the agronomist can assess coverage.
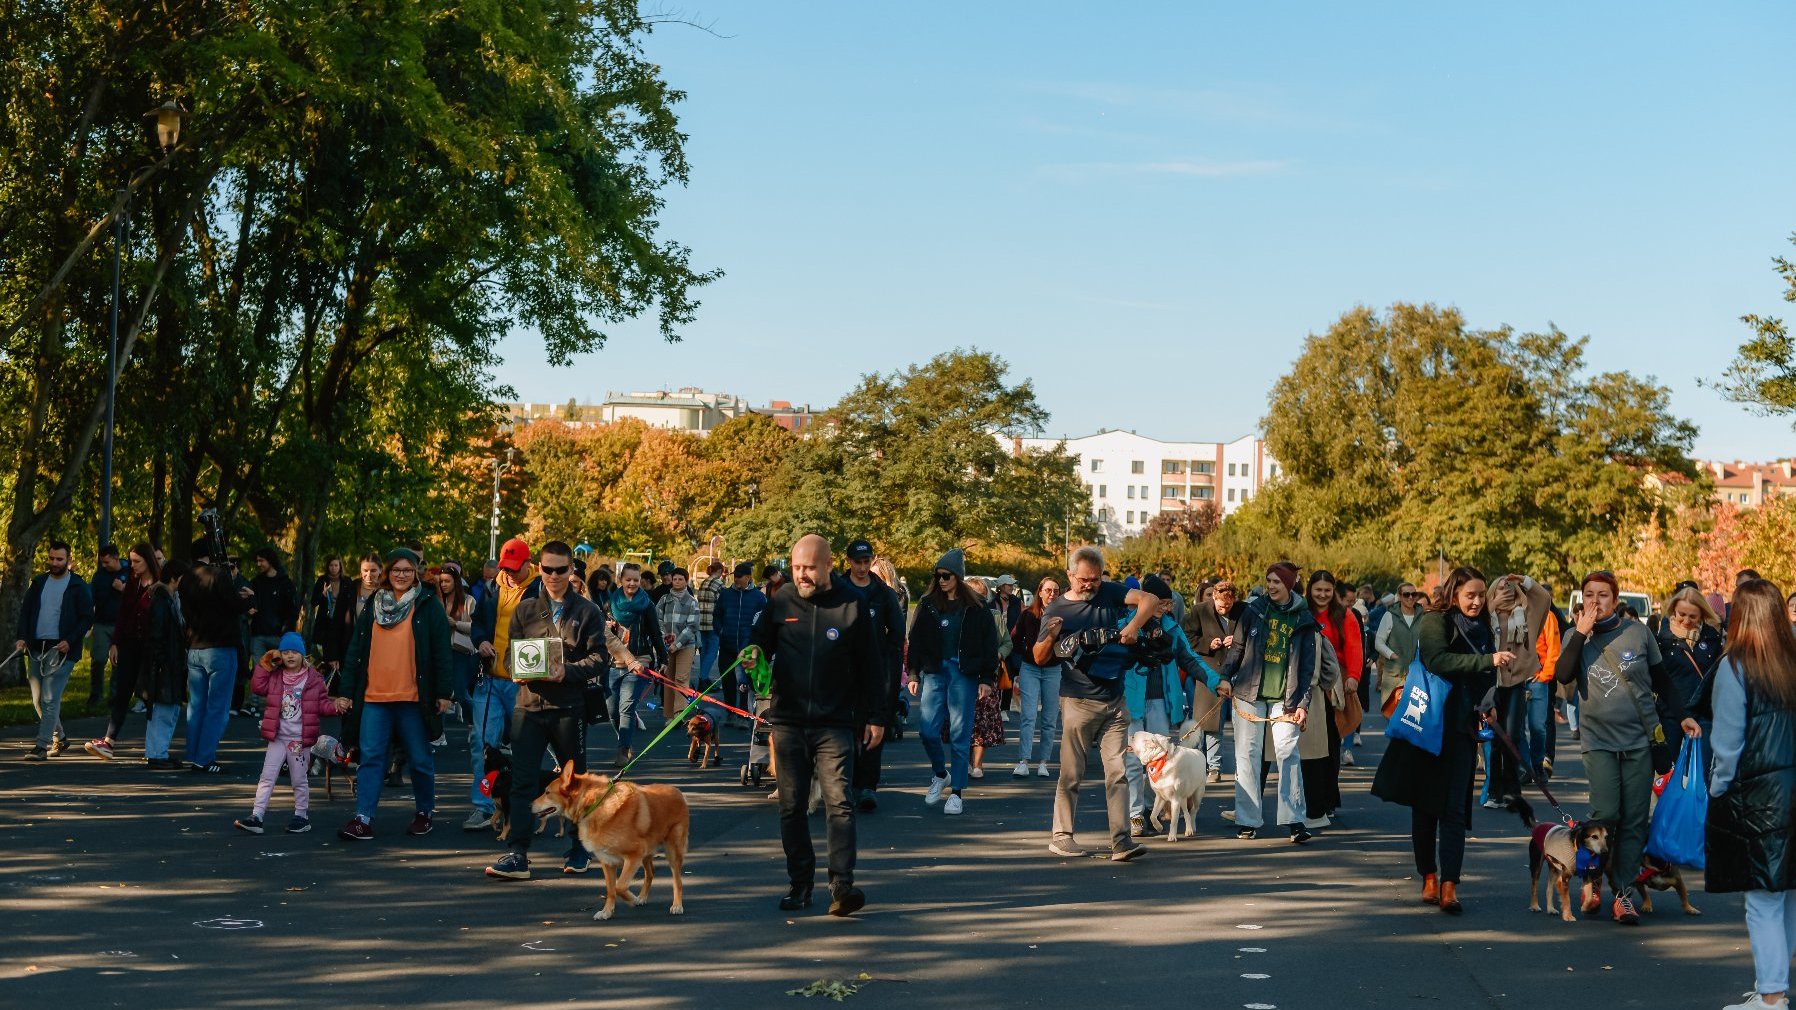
[905,548,999,815]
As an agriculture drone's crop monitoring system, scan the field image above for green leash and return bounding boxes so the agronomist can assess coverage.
[579,652,753,817]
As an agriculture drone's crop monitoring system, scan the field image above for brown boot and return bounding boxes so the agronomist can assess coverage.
[1421,873,1439,905]
[1439,881,1462,915]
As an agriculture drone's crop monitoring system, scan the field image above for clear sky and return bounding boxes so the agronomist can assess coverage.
[494,2,1796,461]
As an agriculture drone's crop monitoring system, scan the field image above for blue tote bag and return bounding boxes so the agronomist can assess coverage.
[1645,735,1708,869]
[1386,655,1450,756]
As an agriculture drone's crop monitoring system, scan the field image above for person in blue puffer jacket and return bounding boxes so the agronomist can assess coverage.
[1122,575,1228,835]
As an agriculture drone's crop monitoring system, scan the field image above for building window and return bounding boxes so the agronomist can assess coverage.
[1163,486,1183,499]
[1193,486,1214,500]
[1193,461,1215,475]
[1141,485,1150,499]
[1130,461,1145,474]
[1126,485,1135,499]
[1161,460,1185,475]
[1269,463,1279,478]
[1126,510,1135,524]
[1097,485,1107,498]
[1090,459,1103,473]
[1227,488,1236,502]
[1227,462,1237,476]
[1242,490,1251,502]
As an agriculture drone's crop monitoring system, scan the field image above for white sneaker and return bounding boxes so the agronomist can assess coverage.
[970,767,985,779]
[1036,762,1051,778]
[1482,799,1504,810]
[924,776,948,805]
[1303,815,1331,829]
[1724,994,1779,1010]
[1222,809,1238,822]
[943,795,964,815]
[1011,761,1031,778]
[1340,750,1355,766]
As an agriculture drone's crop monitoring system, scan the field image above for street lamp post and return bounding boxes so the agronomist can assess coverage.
[488,427,514,561]
[100,100,186,549]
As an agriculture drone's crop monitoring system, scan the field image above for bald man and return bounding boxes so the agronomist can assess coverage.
[742,534,888,917]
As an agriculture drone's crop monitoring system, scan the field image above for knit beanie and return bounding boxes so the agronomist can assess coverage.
[1142,574,1173,601]
[385,547,422,569]
[936,548,966,580]
[1266,562,1300,594]
[278,631,307,654]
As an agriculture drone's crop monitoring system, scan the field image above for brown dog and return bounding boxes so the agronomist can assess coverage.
[531,763,690,921]
[686,714,720,767]
[1528,820,1612,922]
[1636,855,1701,916]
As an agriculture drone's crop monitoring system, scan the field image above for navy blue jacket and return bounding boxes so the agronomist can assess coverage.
[15,572,95,663]
[91,564,126,624]
[714,583,768,650]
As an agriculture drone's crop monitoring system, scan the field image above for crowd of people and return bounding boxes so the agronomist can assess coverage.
[11,534,1796,1010]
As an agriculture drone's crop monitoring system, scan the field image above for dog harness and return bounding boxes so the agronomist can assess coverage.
[1143,753,1170,784]
[479,770,500,798]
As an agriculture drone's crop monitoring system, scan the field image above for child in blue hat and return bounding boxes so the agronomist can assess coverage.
[235,632,342,834]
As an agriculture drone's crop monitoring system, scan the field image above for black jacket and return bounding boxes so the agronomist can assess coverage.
[14,572,94,663]
[507,589,636,714]
[906,594,1001,685]
[749,580,888,729]
[1371,611,1491,820]
[92,565,126,624]
[1707,678,1796,894]
[180,564,247,650]
[249,569,299,637]
[137,584,188,706]
[842,573,905,726]
[1657,623,1723,728]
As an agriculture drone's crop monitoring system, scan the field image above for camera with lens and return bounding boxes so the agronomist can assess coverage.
[198,508,227,564]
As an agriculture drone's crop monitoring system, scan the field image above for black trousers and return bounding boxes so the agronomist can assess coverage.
[507,707,586,854]
[853,736,883,791]
[1412,734,1477,882]
[104,642,144,741]
[1301,703,1342,818]
[773,725,857,890]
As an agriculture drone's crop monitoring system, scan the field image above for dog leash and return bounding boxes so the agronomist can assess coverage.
[1481,710,1576,825]
[578,654,749,819]
[630,663,767,726]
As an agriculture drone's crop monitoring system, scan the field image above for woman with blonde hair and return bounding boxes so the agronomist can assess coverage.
[1707,578,1796,1010]
[1659,584,1724,740]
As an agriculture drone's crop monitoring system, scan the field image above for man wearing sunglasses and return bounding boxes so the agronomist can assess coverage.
[1374,584,1426,718]
[486,541,642,881]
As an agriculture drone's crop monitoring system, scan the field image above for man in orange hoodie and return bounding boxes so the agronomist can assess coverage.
[1526,591,1564,782]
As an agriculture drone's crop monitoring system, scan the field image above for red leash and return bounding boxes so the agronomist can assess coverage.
[631,665,766,725]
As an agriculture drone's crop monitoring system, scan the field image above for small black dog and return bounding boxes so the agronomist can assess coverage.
[485,745,568,841]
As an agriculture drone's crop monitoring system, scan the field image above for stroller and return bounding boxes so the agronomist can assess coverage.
[736,649,774,788]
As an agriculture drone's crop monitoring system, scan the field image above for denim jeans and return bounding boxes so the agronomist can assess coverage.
[1232,699,1306,829]
[1195,729,1225,774]
[452,650,479,718]
[1015,662,1061,764]
[354,702,436,822]
[609,665,648,752]
[468,676,519,814]
[774,725,858,889]
[185,647,237,767]
[88,622,114,704]
[1745,890,1796,995]
[698,630,720,685]
[1526,680,1556,772]
[1564,690,1580,733]
[1124,699,1172,818]
[26,648,73,748]
[144,703,182,760]
[918,660,976,791]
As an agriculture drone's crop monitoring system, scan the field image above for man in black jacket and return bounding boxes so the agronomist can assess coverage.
[87,544,126,705]
[486,541,642,881]
[840,538,904,812]
[744,534,887,917]
[14,541,93,760]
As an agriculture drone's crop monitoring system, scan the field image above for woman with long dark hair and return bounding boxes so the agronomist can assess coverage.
[1554,570,1698,925]
[905,549,998,816]
[1010,577,1061,778]
[1707,579,1796,1010]
[1302,570,1361,824]
[1372,566,1517,915]
[309,555,354,672]
[140,560,192,771]
[86,543,161,761]
[435,562,478,721]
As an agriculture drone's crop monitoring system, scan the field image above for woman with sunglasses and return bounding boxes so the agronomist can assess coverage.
[335,547,455,843]
[1554,569,1699,925]
[905,549,999,815]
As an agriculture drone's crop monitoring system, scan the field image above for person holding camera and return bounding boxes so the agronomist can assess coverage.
[485,541,643,880]
[1122,575,1228,836]
[1034,546,1161,861]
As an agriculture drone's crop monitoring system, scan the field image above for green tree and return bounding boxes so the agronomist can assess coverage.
[1716,234,1796,415]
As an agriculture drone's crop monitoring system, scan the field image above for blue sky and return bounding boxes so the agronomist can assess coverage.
[494,2,1796,460]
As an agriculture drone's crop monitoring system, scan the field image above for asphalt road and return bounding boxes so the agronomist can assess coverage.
[0,703,1757,1010]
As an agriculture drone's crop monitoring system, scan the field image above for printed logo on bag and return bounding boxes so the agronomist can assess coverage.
[825,627,839,641]
[513,641,546,677]
[1399,684,1430,731]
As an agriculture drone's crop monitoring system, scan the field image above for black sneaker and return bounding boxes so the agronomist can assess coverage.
[234,816,265,835]
[145,757,182,771]
[23,746,46,762]
[1289,824,1315,845]
[778,884,814,911]
[827,884,865,917]
[485,851,530,880]
[856,788,878,813]
[1236,828,1258,840]
[286,816,311,834]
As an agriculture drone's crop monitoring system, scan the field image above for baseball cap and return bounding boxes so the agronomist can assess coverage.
[657,560,676,576]
[499,537,531,572]
[846,539,874,561]
[995,574,1018,587]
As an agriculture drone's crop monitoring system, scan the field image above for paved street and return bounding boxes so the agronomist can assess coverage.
[0,707,1754,1010]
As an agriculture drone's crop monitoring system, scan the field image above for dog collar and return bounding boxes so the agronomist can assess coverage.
[1144,753,1170,783]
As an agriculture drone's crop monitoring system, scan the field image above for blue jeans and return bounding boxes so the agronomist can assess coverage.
[1124,699,1172,818]
[698,630,720,686]
[1745,889,1796,995]
[185,647,237,767]
[1564,690,1580,734]
[1015,662,1061,764]
[354,702,436,822]
[1232,699,1306,829]
[1196,729,1225,773]
[468,676,519,814]
[918,661,976,791]
[1525,680,1556,773]
[609,666,648,752]
[145,703,182,759]
[452,650,479,716]
[26,649,73,748]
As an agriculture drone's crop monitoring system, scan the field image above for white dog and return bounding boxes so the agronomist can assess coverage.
[1129,729,1208,841]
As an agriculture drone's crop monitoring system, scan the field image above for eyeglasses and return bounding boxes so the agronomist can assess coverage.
[390,566,416,576]
[935,571,957,582]
[539,564,571,575]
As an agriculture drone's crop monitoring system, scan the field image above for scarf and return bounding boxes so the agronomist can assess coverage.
[373,586,420,628]
[1451,611,1495,654]
[1591,612,1624,636]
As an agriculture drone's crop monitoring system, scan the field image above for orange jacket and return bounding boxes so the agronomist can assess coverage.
[1534,616,1562,682]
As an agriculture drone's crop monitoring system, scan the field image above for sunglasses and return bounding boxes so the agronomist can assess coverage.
[935,571,957,582]
[539,564,571,575]
[1402,591,1422,598]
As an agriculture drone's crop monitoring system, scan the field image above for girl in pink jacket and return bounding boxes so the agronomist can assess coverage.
[234,632,343,835]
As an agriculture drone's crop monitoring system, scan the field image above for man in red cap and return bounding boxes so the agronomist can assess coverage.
[463,536,535,831]
[1220,561,1320,844]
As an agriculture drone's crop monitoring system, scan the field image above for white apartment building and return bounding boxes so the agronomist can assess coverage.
[1015,429,1280,544]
